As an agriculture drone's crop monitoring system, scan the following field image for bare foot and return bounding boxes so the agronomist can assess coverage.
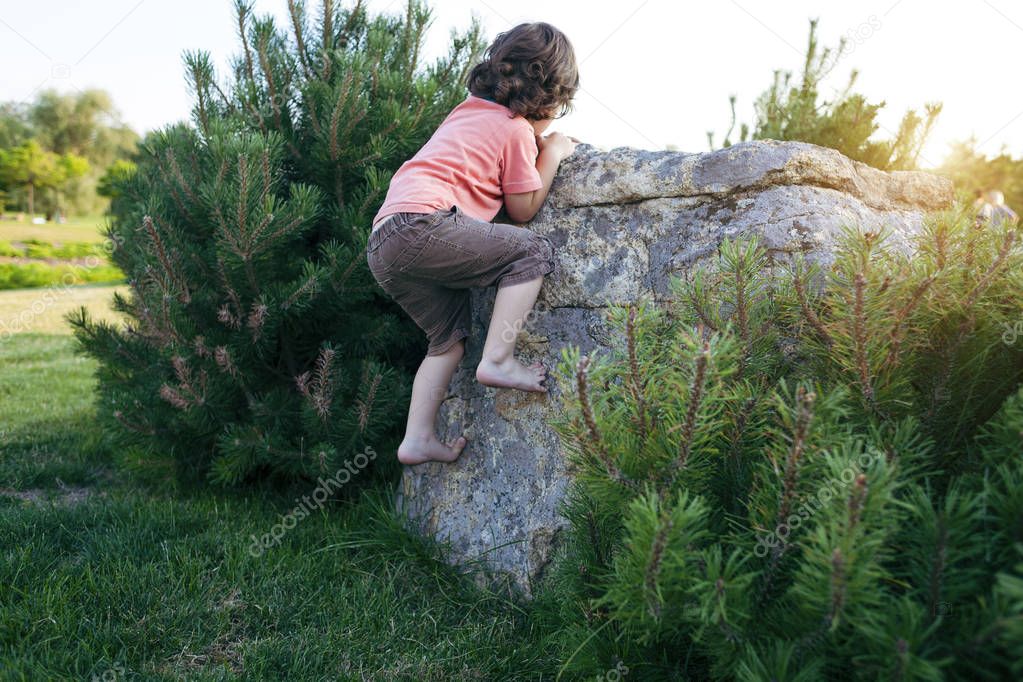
[397,433,468,465]
[476,356,548,392]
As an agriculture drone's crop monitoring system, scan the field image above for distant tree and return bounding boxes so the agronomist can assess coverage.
[0,102,32,149]
[23,88,138,215]
[0,139,89,217]
[29,89,136,167]
[709,18,942,171]
[51,152,91,216]
[937,137,1023,215]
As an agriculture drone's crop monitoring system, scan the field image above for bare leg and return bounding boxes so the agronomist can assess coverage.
[475,275,548,392]
[397,339,468,465]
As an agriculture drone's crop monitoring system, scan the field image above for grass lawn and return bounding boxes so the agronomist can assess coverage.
[0,214,111,244]
[0,283,130,336]
[0,331,556,677]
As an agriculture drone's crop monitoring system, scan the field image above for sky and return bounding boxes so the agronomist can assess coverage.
[2,0,1021,169]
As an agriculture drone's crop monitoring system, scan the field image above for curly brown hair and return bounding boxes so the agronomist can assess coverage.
[466,22,579,122]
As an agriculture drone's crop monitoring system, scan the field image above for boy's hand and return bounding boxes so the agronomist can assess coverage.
[536,132,580,161]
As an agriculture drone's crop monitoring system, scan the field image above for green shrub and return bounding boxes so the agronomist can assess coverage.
[0,238,109,261]
[542,204,1023,680]
[712,18,941,171]
[67,0,485,488]
[23,241,104,259]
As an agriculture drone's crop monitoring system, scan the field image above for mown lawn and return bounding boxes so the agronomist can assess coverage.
[0,310,556,678]
[0,214,112,244]
[0,283,130,337]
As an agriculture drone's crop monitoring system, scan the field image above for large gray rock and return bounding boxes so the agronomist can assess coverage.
[394,139,953,596]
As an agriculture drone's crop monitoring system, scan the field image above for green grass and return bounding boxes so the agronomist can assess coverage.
[0,214,111,244]
[0,331,558,680]
[0,283,129,336]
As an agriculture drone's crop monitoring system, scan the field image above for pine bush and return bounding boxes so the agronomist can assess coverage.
[543,203,1023,680]
[66,0,485,487]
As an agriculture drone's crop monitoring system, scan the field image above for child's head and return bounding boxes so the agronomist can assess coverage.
[466,22,579,122]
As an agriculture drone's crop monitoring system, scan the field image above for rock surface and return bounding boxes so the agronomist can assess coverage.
[394,139,954,596]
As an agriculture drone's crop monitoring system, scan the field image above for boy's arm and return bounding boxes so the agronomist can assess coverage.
[503,149,562,224]
[501,124,578,223]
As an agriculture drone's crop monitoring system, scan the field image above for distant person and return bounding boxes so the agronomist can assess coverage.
[974,189,1018,229]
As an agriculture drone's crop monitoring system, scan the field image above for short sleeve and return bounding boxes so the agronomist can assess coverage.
[500,124,543,194]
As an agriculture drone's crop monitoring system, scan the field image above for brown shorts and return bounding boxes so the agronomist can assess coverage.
[365,205,556,356]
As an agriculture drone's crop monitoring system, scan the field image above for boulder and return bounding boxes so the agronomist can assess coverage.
[394,139,954,596]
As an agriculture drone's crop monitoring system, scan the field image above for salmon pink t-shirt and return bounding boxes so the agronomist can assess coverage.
[371,94,544,229]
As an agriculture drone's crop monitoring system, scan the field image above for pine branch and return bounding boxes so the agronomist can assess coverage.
[756,387,816,614]
[256,32,283,131]
[926,514,947,626]
[882,273,935,370]
[281,271,320,310]
[575,355,637,491]
[164,147,200,208]
[304,346,336,421]
[236,0,256,86]
[400,0,423,110]
[160,354,208,410]
[320,0,334,81]
[246,301,268,341]
[187,56,211,136]
[644,504,673,620]
[625,304,649,441]
[726,396,759,464]
[962,228,1015,312]
[734,259,751,381]
[828,547,847,624]
[847,473,867,534]
[260,147,272,205]
[793,266,832,347]
[214,256,244,330]
[154,152,195,224]
[337,0,363,51]
[776,386,815,538]
[142,216,191,304]
[793,548,847,665]
[236,154,251,250]
[684,276,720,333]
[112,408,156,436]
[354,361,383,433]
[661,340,710,493]
[927,228,1016,422]
[852,272,875,410]
[286,0,314,79]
